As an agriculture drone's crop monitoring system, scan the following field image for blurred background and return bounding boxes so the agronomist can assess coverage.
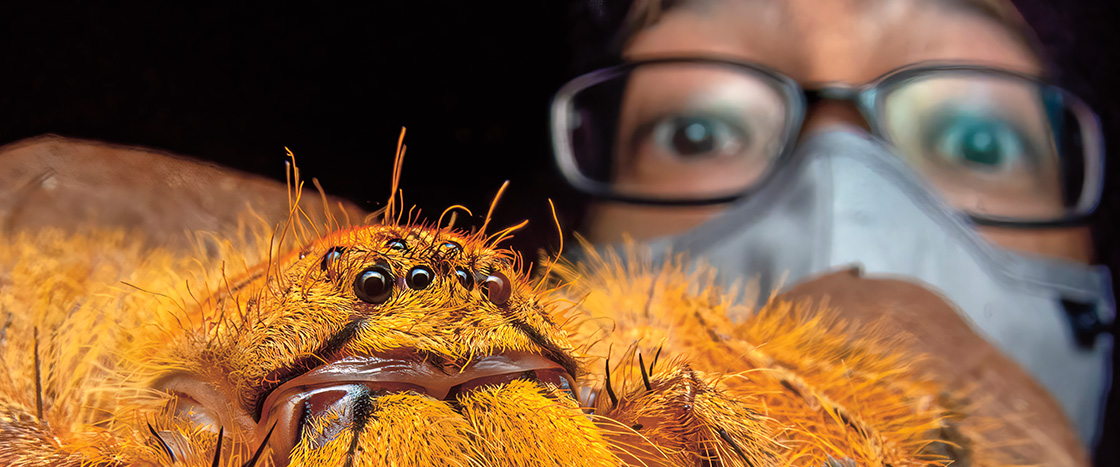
[1,2,1119,463]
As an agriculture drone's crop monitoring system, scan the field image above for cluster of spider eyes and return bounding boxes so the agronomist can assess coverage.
[319,239,512,306]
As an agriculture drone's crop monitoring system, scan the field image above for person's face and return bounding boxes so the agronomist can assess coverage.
[583,0,1094,263]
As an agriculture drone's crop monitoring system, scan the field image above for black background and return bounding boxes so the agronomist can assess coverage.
[0,2,581,257]
[2,2,1119,464]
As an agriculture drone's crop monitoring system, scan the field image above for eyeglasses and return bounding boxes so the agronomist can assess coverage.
[550,58,1105,227]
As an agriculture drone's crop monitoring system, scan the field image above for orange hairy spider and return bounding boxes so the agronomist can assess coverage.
[0,131,1087,466]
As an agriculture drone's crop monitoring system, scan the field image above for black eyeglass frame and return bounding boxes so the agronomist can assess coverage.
[550,57,1106,228]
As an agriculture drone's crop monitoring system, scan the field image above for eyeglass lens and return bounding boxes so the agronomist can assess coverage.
[881,71,1089,220]
[562,62,1095,221]
[567,63,789,200]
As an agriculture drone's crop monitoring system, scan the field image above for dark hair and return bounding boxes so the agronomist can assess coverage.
[566,0,634,73]
[1014,2,1120,461]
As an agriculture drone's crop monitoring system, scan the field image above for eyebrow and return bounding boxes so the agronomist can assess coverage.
[934,0,1024,28]
[930,0,1042,63]
[626,0,1038,62]
[642,0,1029,37]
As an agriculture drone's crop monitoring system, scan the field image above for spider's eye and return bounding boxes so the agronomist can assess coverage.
[454,268,473,291]
[354,265,394,304]
[386,239,408,252]
[406,266,433,290]
[480,271,512,305]
[438,241,462,256]
[320,247,345,276]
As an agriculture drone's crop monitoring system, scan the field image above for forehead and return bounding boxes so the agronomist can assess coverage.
[624,0,1040,83]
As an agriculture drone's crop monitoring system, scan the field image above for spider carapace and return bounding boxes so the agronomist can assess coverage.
[0,138,1044,467]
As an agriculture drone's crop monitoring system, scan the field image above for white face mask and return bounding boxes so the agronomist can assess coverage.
[581,129,1115,444]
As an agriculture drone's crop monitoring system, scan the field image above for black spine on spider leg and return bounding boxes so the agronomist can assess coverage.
[147,422,176,463]
[717,427,753,467]
[211,425,225,467]
[604,358,619,407]
[33,327,42,421]
[638,353,652,391]
[241,422,277,467]
[650,345,662,376]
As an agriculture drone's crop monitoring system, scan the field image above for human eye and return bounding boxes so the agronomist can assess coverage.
[601,64,790,198]
[610,108,780,198]
[921,113,1039,175]
[644,113,752,162]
